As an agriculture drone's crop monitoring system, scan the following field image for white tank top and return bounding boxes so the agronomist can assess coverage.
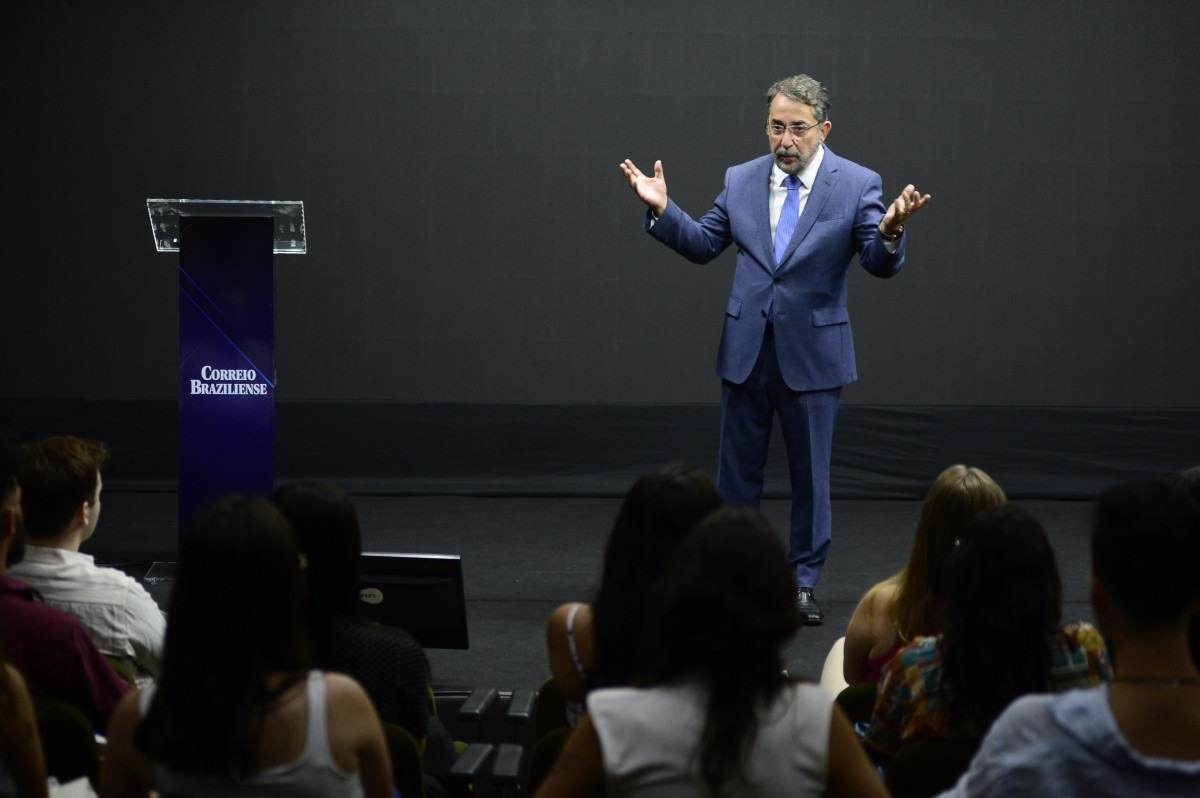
[139,670,365,797]
[588,680,833,797]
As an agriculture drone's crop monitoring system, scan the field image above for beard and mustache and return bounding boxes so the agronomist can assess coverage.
[774,147,811,174]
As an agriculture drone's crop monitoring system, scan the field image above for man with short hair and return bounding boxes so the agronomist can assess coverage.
[0,445,130,732]
[11,435,165,683]
[938,477,1200,796]
[620,74,930,622]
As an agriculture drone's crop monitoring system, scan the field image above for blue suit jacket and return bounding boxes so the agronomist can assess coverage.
[647,149,904,392]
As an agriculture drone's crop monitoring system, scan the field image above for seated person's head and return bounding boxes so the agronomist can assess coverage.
[643,506,801,683]
[272,481,362,664]
[165,495,309,676]
[0,445,27,568]
[1181,467,1200,669]
[942,503,1062,734]
[139,495,310,776]
[603,463,721,576]
[897,464,1006,635]
[16,436,108,545]
[591,464,720,686]
[1091,477,1200,643]
[639,507,801,794]
[273,481,361,612]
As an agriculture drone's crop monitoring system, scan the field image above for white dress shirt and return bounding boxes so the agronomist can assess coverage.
[768,144,825,242]
[9,544,165,682]
[769,143,898,254]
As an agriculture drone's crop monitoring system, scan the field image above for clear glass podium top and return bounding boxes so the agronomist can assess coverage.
[146,199,306,254]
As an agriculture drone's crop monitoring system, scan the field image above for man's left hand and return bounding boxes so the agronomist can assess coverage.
[880,184,931,237]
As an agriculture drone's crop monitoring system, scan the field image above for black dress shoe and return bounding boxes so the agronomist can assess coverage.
[796,587,824,625]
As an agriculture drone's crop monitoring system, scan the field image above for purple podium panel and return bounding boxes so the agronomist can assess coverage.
[177,215,275,530]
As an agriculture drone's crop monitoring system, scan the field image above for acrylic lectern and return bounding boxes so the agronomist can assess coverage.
[146,199,306,532]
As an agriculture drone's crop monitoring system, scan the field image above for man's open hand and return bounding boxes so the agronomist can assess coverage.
[880,184,931,237]
[619,158,669,217]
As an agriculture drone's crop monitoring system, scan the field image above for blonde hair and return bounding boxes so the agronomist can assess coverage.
[888,465,1006,640]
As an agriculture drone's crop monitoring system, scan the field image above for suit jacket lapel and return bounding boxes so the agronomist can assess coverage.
[749,156,776,270]
[779,148,839,268]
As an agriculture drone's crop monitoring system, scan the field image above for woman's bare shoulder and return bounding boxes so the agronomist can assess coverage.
[547,602,592,637]
[324,671,371,705]
[857,579,899,616]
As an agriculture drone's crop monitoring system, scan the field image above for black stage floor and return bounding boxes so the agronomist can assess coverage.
[89,491,1096,693]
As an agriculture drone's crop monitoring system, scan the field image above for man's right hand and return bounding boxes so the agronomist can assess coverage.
[619,159,668,217]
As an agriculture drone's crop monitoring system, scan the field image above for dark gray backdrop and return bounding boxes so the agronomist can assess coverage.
[4,1,1199,495]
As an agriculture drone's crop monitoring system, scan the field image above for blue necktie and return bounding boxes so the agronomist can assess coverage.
[774,174,802,267]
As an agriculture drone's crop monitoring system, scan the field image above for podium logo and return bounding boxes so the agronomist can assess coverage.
[359,588,384,605]
[190,365,270,396]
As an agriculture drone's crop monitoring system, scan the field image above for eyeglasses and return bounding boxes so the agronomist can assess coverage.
[765,122,821,139]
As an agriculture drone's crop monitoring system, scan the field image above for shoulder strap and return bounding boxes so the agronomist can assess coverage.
[565,603,587,676]
[304,670,335,766]
[137,683,156,716]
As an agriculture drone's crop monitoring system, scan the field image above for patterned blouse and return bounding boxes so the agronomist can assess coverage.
[863,621,1111,758]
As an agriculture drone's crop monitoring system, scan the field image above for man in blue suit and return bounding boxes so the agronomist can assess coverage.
[620,74,930,623]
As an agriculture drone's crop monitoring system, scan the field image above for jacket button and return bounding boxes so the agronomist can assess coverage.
[773,276,782,284]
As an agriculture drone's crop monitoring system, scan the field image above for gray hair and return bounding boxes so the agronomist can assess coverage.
[766,74,830,122]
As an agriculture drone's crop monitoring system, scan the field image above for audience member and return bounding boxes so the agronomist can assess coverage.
[545,463,720,726]
[865,503,1110,760]
[536,508,886,797]
[842,464,1006,685]
[938,478,1200,796]
[0,446,129,734]
[11,436,164,683]
[102,496,393,797]
[1191,613,1199,672]
[273,480,452,775]
[1182,466,1200,670]
[0,643,48,798]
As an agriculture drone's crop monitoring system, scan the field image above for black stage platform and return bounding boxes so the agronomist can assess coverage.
[93,490,1096,693]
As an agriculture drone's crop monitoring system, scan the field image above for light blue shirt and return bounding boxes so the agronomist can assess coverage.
[938,685,1200,797]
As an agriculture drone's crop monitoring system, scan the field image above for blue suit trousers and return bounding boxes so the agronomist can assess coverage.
[717,324,840,588]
